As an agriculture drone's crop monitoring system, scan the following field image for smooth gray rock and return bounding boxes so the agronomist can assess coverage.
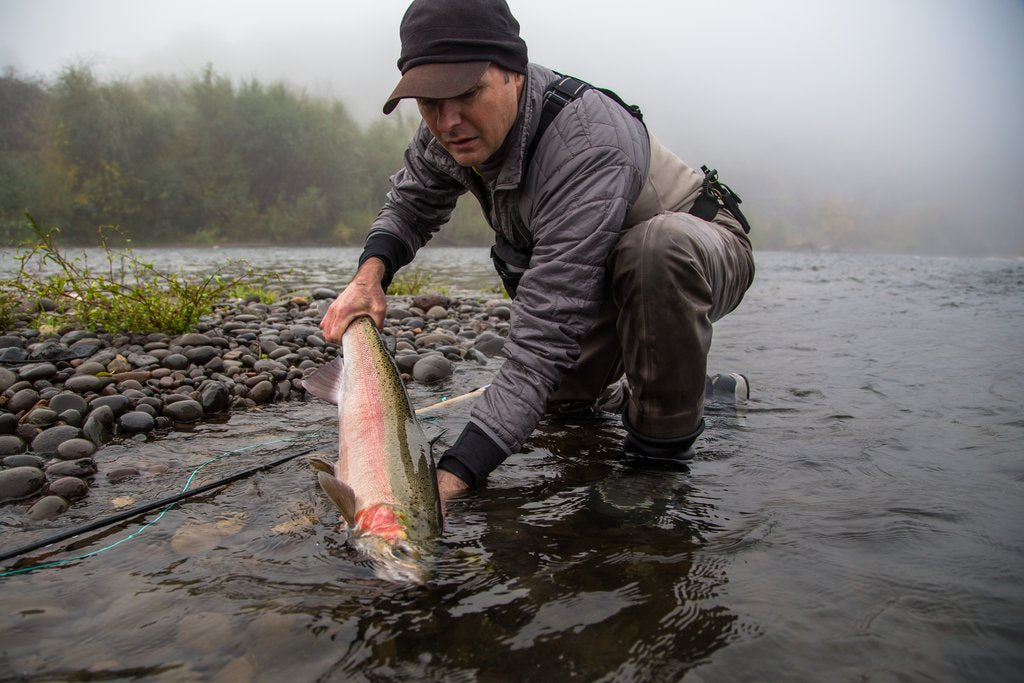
[0,466,46,503]
[119,411,155,433]
[162,399,203,422]
[0,412,17,435]
[200,381,230,414]
[412,355,453,383]
[25,408,58,427]
[64,375,108,394]
[473,332,506,357]
[0,347,28,363]
[56,438,97,460]
[8,387,41,413]
[184,346,218,365]
[248,380,275,404]
[48,392,88,415]
[176,333,212,346]
[31,425,82,456]
[161,353,190,370]
[45,458,97,478]
[89,394,132,416]
[27,495,70,520]
[106,466,140,483]
[0,435,27,455]
[17,362,57,382]
[3,453,43,467]
[47,476,89,500]
[0,367,16,393]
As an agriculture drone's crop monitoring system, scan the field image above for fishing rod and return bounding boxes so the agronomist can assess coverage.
[0,444,322,565]
[0,384,489,568]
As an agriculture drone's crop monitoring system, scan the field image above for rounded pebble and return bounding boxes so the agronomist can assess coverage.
[48,392,89,415]
[46,458,97,478]
[119,411,156,433]
[0,466,47,503]
[47,476,90,500]
[162,399,204,422]
[27,495,70,520]
[412,355,453,383]
[31,425,83,456]
[0,434,27,455]
[57,438,98,460]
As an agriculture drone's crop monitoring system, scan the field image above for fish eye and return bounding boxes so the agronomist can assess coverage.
[392,543,417,561]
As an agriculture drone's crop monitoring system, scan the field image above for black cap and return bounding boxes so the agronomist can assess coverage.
[383,0,529,114]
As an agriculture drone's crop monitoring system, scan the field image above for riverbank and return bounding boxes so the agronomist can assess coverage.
[0,290,511,521]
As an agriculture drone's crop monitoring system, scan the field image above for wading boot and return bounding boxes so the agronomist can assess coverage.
[705,373,750,404]
[623,417,705,465]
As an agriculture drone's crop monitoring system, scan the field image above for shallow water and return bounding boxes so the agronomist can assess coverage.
[1,250,1022,680]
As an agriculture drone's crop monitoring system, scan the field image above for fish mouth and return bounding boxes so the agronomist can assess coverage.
[350,532,429,584]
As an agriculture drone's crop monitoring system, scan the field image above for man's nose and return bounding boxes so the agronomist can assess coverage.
[436,100,462,131]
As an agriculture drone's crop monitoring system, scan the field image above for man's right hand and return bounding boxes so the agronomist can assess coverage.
[319,257,388,342]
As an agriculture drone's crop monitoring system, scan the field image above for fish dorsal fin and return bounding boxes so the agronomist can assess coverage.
[303,357,345,405]
[317,471,357,527]
[307,457,335,475]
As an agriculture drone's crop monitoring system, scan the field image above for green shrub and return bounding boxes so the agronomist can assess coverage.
[4,214,277,334]
[388,266,449,296]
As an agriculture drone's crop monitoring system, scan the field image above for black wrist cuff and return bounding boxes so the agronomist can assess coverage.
[359,232,408,290]
[437,422,508,487]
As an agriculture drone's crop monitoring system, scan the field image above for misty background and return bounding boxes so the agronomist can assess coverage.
[1,0,1021,254]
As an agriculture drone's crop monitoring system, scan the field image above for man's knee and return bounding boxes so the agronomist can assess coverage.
[613,214,712,295]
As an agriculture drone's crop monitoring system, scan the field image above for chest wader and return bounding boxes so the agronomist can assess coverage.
[492,75,752,299]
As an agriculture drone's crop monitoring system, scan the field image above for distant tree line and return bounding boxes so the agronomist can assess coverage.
[0,65,491,246]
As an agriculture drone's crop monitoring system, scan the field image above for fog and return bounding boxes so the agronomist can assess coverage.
[2,0,1022,254]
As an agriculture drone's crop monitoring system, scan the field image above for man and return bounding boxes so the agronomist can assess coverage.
[320,0,755,503]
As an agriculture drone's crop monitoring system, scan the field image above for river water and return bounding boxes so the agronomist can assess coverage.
[1,248,1021,680]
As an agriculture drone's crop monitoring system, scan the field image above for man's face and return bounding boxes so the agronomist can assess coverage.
[417,65,524,167]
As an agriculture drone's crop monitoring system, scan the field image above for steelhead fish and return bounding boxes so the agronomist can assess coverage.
[303,316,442,581]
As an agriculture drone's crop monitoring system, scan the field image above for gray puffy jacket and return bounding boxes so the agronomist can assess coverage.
[362,62,711,481]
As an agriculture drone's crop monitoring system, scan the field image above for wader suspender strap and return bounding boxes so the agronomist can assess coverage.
[524,75,643,171]
[523,75,751,235]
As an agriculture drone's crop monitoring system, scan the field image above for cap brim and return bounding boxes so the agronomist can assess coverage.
[383,61,490,115]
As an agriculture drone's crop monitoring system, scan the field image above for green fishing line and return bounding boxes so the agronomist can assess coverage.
[0,432,324,577]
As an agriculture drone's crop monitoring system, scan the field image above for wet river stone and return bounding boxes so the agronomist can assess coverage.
[3,453,43,468]
[31,425,82,456]
[90,394,132,417]
[48,392,88,415]
[25,408,58,427]
[412,355,453,383]
[248,380,275,404]
[27,495,69,520]
[162,399,203,422]
[162,353,189,370]
[200,381,230,414]
[8,387,41,413]
[0,466,46,503]
[0,435,27,455]
[119,410,155,433]
[0,366,17,393]
[64,374,108,394]
[47,476,89,500]
[46,458,97,478]
[0,412,17,434]
[56,438,97,460]
[18,362,57,382]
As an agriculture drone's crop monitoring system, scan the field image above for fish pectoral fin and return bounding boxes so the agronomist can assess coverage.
[317,471,358,527]
[302,357,345,405]
[307,457,335,474]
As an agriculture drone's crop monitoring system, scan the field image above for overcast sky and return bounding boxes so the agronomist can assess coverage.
[2,0,1022,253]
